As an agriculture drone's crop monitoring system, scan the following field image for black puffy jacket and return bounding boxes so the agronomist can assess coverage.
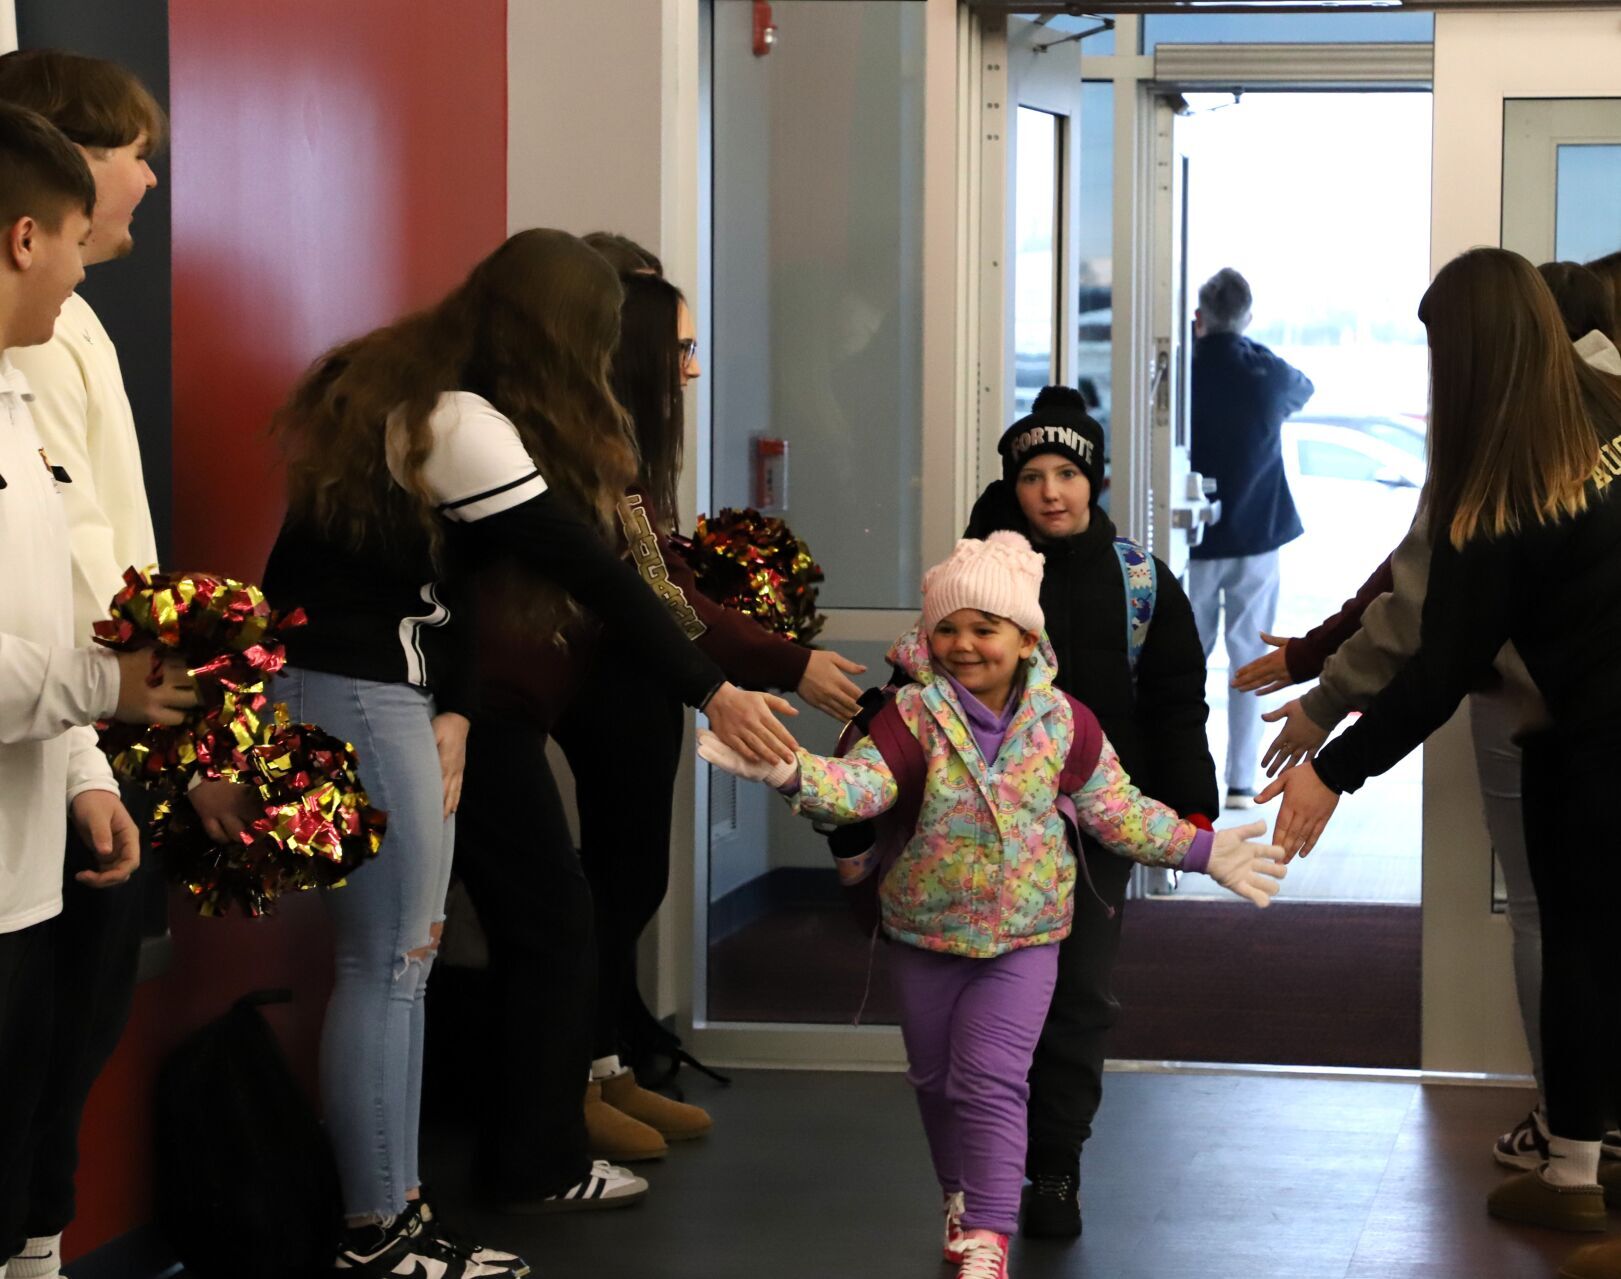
[965,481,1218,821]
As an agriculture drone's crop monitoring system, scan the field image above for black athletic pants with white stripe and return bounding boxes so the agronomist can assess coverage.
[1522,727,1621,1143]
[454,720,595,1200]
[554,667,685,1061]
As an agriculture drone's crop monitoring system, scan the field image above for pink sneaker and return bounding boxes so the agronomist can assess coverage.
[943,1190,967,1263]
[957,1231,1010,1279]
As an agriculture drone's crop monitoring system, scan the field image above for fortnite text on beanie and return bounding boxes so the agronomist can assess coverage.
[921,531,1046,636]
[998,385,1107,497]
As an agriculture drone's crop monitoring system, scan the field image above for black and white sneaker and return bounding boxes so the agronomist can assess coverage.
[538,1159,648,1213]
[405,1199,530,1277]
[334,1217,511,1277]
[1494,1107,1551,1171]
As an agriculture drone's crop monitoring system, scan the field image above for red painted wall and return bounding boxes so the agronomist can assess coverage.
[67,3,508,1259]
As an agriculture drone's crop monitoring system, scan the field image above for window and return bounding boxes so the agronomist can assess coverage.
[1556,144,1621,263]
[1142,11,1433,53]
[1013,107,1061,418]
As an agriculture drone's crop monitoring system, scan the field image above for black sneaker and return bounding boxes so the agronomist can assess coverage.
[334,1217,510,1276]
[403,1199,530,1277]
[1494,1107,1551,1171]
[1023,1169,1082,1238]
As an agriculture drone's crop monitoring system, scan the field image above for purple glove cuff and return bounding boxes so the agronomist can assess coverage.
[1182,827,1215,875]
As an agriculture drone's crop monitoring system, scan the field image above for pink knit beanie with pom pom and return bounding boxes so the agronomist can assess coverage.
[921,531,1046,636]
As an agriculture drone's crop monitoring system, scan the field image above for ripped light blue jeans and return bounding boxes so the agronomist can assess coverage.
[276,667,455,1222]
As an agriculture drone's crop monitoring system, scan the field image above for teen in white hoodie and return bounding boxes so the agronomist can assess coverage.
[0,102,193,1277]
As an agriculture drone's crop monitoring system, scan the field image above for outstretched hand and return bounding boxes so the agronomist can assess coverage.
[1260,698,1331,777]
[1255,762,1340,861]
[696,728,798,789]
[1205,820,1288,907]
[797,649,868,721]
[1231,633,1297,695]
[703,682,800,766]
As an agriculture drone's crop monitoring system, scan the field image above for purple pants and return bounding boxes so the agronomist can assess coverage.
[889,941,1061,1234]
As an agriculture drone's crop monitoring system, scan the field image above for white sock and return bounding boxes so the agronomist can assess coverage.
[591,1054,624,1081]
[1544,1135,1602,1187]
[8,1235,61,1279]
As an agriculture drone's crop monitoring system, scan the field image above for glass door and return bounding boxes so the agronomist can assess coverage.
[694,0,935,1066]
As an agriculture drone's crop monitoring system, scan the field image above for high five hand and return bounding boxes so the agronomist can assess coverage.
[696,728,798,789]
[1205,820,1289,907]
[1255,762,1340,861]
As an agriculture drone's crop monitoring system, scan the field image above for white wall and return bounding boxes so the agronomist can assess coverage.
[1423,6,1621,1076]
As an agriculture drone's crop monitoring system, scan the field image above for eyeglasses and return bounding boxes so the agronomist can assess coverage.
[678,337,699,369]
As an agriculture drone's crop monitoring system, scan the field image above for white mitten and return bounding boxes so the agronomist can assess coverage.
[697,729,799,789]
[1206,821,1288,908]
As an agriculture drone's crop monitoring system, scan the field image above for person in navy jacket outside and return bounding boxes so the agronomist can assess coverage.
[1187,267,1314,809]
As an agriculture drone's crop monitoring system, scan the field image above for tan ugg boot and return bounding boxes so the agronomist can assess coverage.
[1561,1238,1621,1279]
[599,1068,713,1142]
[585,1080,667,1163]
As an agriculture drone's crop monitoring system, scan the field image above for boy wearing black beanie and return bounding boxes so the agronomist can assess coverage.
[966,385,1218,1238]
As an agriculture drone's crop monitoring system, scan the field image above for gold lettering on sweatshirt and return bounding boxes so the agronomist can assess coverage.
[617,493,708,641]
[1593,434,1621,491]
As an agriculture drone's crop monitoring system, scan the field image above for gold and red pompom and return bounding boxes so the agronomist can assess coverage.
[93,568,386,917]
[673,508,825,644]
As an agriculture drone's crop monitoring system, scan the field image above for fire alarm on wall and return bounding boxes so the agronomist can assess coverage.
[753,1,777,56]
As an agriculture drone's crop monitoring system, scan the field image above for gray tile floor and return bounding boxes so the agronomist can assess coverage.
[427,1069,1592,1279]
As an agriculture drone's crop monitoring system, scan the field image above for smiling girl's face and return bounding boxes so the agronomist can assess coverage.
[929,609,1038,712]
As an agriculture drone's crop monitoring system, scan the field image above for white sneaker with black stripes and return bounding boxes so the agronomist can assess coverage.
[539,1159,648,1212]
[405,1199,529,1276]
[334,1218,511,1277]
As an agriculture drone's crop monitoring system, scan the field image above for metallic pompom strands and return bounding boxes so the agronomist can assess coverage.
[672,508,826,644]
[92,567,386,917]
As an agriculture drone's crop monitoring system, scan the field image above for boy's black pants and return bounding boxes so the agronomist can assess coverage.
[0,918,54,1260]
[1522,729,1621,1142]
[23,828,147,1242]
[554,671,685,1061]
[1025,836,1135,1178]
[453,720,595,1201]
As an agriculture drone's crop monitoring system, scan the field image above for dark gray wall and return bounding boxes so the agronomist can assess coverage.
[16,0,172,560]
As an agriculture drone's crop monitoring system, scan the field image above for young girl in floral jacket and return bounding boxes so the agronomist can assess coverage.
[700,532,1286,1279]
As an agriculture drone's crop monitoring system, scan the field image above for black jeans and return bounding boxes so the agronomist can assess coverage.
[453,719,595,1200]
[1522,729,1621,1142]
[0,919,54,1259]
[23,830,147,1239]
[555,675,684,1059]
[1025,836,1135,1177]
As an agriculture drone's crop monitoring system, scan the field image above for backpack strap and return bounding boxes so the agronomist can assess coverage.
[867,698,928,844]
[1112,536,1157,674]
[1056,692,1116,920]
[1058,692,1105,794]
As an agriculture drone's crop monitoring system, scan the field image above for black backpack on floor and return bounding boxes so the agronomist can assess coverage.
[153,990,341,1279]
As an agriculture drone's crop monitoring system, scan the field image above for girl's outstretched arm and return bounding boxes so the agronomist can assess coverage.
[698,729,898,823]
[1068,735,1286,907]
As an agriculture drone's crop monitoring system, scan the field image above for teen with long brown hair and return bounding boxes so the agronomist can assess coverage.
[1258,248,1621,1275]
[545,270,867,1159]
[1587,250,1621,340]
[263,228,797,1275]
